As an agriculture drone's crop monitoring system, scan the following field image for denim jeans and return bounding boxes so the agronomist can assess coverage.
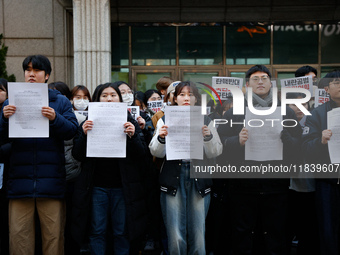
[90,187,129,255]
[315,180,340,255]
[160,162,210,255]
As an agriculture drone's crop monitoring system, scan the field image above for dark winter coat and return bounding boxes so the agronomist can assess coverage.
[0,89,78,199]
[217,102,302,194]
[71,113,148,245]
[302,99,340,184]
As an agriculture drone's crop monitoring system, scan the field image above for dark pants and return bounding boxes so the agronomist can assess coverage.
[315,180,340,255]
[229,192,288,255]
[286,189,319,255]
[205,194,231,255]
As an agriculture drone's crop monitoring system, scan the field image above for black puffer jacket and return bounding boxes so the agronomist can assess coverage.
[0,89,78,199]
[71,114,148,244]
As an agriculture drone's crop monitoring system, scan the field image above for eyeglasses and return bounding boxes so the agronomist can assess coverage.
[329,81,340,87]
[149,96,162,101]
[250,76,269,83]
[120,89,134,95]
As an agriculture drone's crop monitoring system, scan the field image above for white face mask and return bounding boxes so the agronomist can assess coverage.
[73,99,89,111]
[122,93,134,106]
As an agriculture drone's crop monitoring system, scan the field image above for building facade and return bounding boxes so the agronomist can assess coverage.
[1,0,340,93]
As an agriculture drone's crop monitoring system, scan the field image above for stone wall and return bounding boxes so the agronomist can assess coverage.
[0,0,73,86]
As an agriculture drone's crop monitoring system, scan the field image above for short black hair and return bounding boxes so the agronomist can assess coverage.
[112,81,131,88]
[22,55,52,82]
[144,89,162,106]
[134,91,145,107]
[246,65,271,79]
[318,70,340,89]
[286,92,310,110]
[0,78,8,92]
[93,83,123,103]
[48,81,72,99]
[295,66,317,78]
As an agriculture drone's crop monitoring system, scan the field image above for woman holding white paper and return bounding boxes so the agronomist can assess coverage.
[72,83,148,255]
[149,81,222,255]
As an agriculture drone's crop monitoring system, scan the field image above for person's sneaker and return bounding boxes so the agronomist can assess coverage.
[144,239,155,251]
[292,236,299,247]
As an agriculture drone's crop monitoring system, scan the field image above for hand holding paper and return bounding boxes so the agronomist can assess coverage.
[239,127,248,147]
[3,105,16,119]
[82,120,93,135]
[322,129,332,145]
[202,125,211,137]
[124,122,135,137]
[159,125,168,138]
[41,106,56,121]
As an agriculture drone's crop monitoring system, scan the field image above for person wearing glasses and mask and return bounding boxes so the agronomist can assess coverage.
[218,65,302,255]
[144,89,162,118]
[114,81,154,141]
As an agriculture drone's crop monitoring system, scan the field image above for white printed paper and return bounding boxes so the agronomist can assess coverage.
[314,88,330,108]
[165,106,204,160]
[0,164,3,189]
[8,82,49,138]
[127,106,140,120]
[280,75,314,95]
[87,102,127,158]
[212,77,243,99]
[245,107,283,161]
[327,108,340,163]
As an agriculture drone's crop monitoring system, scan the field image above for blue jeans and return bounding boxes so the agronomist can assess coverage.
[90,187,129,255]
[160,162,210,255]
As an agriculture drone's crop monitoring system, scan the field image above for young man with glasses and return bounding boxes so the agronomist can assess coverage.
[217,65,302,255]
[302,70,340,255]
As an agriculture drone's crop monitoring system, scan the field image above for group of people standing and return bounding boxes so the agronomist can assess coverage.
[0,54,339,255]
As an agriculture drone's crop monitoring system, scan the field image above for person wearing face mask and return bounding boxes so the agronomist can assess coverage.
[151,81,181,130]
[114,81,154,140]
[49,81,88,254]
[71,85,92,124]
[144,89,162,118]
[115,80,160,251]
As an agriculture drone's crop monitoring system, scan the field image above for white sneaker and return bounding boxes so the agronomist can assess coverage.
[144,240,155,251]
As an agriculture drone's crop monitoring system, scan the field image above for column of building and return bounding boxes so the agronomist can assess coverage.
[73,0,111,93]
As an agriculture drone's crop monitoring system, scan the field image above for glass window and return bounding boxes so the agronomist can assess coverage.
[321,66,340,78]
[111,68,129,84]
[132,27,176,66]
[111,26,129,66]
[183,72,218,86]
[321,24,340,64]
[179,27,223,65]
[136,72,171,92]
[273,25,318,64]
[226,25,270,65]
[230,72,246,79]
